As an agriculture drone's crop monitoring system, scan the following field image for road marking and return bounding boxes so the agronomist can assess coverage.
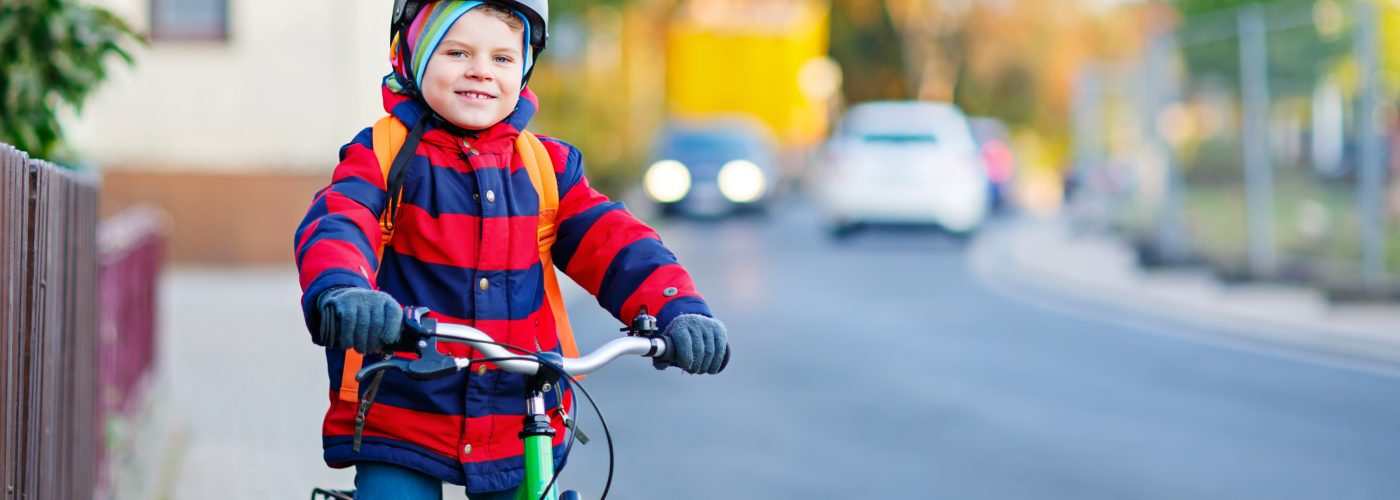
[968,230,1400,380]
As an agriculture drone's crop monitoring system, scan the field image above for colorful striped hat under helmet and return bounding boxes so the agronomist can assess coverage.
[386,0,534,95]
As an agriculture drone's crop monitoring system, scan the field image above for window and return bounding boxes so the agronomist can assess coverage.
[150,0,229,41]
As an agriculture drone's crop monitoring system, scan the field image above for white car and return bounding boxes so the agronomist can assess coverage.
[816,101,990,236]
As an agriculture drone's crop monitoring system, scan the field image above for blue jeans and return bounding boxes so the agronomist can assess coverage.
[354,462,516,500]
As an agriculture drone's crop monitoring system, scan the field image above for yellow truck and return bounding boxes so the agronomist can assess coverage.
[665,0,837,151]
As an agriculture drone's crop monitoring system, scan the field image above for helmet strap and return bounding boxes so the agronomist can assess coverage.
[427,112,477,137]
[394,35,419,96]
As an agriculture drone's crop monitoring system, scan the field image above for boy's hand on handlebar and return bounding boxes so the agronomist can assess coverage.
[317,287,403,355]
[653,314,729,375]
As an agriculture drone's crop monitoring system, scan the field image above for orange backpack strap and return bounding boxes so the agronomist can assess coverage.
[517,131,579,360]
[338,115,409,404]
[372,115,409,254]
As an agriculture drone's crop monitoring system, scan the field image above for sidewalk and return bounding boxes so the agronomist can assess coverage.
[969,216,1400,366]
[112,267,475,500]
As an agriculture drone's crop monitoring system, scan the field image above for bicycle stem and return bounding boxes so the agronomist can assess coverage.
[519,389,558,500]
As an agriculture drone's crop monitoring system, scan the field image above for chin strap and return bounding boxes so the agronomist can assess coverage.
[427,112,478,138]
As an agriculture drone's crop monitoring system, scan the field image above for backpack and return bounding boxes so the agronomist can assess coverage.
[336,115,578,403]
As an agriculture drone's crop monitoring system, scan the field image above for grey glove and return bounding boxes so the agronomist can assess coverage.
[654,314,729,374]
[317,287,403,354]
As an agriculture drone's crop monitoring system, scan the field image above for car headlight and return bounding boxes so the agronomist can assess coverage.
[644,160,691,203]
[717,160,766,203]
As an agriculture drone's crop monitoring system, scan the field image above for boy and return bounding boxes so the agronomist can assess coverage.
[293,2,729,498]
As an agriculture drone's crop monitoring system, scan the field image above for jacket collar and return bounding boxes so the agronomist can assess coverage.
[381,83,539,154]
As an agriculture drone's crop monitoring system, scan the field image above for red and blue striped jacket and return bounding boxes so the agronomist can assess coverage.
[294,85,712,493]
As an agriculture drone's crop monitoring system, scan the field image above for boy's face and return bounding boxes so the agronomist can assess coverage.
[421,9,524,131]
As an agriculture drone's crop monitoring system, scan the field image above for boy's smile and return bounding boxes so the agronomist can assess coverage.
[421,9,525,131]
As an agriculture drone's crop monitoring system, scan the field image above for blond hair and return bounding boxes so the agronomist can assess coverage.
[477,3,525,33]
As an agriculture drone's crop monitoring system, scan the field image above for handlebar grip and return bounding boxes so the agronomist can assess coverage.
[657,344,731,374]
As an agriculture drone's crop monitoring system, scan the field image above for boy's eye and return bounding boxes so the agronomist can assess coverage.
[494,55,512,64]
[447,50,467,58]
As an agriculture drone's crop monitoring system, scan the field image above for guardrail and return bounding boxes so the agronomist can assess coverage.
[1,143,166,499]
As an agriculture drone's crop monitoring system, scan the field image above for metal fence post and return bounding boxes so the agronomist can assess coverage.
[1355,0,1387,291]
[1239,3,1278,277]
[1144,28,1189,263]
[1071,63,1105,210]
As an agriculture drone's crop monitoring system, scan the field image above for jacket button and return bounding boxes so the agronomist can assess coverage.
[663,287,679,297]
[486,190,496,203]
[477,364,488,376]
[463,444,473,456]
[479,278,489,291]
[473,193,480,201]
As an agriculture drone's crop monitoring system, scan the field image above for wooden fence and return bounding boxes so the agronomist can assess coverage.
[1,144,165,499]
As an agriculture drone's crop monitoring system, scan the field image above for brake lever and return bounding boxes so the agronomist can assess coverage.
[353,306,461,381]
[355,357,412,382]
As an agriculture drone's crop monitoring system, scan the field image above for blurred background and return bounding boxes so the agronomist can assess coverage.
[4,0,1400,498]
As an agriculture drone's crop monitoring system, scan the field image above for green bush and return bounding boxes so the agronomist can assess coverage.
[0,0,139,161]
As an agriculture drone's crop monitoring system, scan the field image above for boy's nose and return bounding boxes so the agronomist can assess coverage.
[464,60,491,80]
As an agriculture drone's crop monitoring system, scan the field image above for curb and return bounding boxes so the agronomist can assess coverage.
[968,216,1400,367]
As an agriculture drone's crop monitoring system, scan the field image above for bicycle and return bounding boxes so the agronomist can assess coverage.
[312,305,724,500]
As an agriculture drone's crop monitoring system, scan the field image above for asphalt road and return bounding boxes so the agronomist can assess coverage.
[550,202,1400,500]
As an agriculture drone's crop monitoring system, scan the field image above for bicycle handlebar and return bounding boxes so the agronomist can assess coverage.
[354,306,670,383]
[432,321,667,376]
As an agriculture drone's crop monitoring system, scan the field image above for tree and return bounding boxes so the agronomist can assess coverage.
[873,0,1146,139]
[0,0,139,162]
[830,0,909,102]
[1173,0,1349,99]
